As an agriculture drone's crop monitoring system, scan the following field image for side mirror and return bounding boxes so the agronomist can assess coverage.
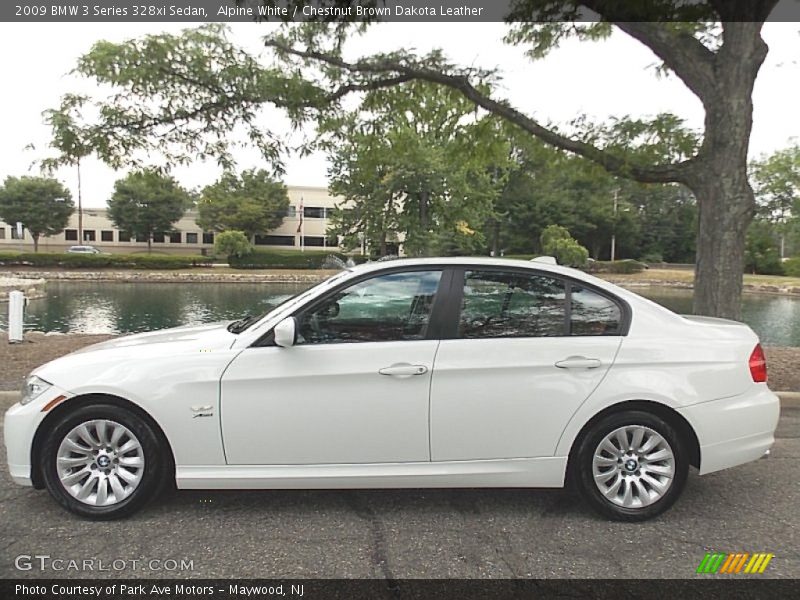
[273,317,297,348]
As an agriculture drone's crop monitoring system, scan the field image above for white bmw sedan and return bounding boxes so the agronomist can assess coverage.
[4,258,779,521]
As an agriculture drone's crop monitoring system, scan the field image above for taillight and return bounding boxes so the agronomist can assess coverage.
[749,344,767,383]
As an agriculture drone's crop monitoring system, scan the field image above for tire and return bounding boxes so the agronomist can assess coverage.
[41,403,168,520]
[573,410,688,522]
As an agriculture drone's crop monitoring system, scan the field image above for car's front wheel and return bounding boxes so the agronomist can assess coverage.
[574,410,688,521]
[41,403,167,519]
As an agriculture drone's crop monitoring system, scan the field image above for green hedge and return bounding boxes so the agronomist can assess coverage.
[587,259,647,274]
[784,257,800,278]
[0,252,213,269]
[228,249,369,269]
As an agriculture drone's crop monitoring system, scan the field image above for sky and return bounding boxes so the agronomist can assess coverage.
[0,22,798,208]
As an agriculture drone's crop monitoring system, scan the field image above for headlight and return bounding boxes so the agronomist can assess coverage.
[20,375,52,406]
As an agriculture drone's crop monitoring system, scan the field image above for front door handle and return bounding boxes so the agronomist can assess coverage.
[555,356,602,369]
[378,363,429,377]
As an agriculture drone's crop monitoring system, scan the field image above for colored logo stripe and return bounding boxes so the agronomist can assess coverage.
[697,552,773,574]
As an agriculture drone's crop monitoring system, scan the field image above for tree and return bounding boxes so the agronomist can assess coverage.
[48,5,789,317]
[0,176,74,252]
[108,170,190,252]
[324,82,510,256]
[214,230,253,259]
[197,169,289,240]
[751,146,800,259]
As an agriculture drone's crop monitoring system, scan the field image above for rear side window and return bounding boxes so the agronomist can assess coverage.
[570,285,622,335]
[459,271,566,338]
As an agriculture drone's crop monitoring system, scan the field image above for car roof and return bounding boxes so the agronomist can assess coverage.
[349,256,582,278]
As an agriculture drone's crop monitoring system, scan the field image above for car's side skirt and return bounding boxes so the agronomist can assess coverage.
[176,457,567,489]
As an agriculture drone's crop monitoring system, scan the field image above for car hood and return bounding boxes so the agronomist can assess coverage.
[68,321,237,354]
[34,322,240,386]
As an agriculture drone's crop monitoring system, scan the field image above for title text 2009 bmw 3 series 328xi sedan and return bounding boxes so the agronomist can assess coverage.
[4,257,779,521]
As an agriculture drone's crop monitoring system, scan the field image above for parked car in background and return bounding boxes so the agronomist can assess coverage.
[4,257,779,521]
[66,245,102,254]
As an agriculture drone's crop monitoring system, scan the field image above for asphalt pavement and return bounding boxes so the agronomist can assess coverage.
[1,393,797,579]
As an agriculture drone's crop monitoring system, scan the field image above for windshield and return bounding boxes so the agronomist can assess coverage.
[227,269,355,334]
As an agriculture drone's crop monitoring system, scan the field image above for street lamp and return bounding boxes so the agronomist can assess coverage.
[610,188,619,262]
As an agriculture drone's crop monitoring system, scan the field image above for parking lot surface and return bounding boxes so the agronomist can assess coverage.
[1,394,797,579]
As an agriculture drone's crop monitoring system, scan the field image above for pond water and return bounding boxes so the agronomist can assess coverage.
[2,281,800,347]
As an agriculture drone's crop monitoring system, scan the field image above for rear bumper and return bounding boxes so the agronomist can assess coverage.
[678,387,780,475]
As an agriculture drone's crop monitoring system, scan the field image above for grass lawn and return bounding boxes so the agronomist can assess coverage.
[603,268,800,288]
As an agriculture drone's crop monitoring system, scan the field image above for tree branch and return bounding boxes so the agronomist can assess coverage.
[610,22,717,102]
[264,40,695,184]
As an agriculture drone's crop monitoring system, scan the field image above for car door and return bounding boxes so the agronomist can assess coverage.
[429,268,624,462]
[220,268,446,465]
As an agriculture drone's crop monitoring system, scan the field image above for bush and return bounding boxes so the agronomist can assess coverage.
[783,257,800,277]
[539,225,589,268]
[228,249,368,269]
[639,252,663,264]
[0,252,213,269]
[587,259,647,274]
[214,230,253,258]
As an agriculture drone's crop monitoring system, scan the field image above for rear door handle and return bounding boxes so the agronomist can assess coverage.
[379,363,428,377]
[555,356,602,369]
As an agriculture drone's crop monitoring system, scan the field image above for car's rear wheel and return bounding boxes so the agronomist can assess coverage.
[41,403,167,519]
[574,410,688,521]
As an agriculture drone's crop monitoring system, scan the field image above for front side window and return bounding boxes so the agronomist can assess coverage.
[296,270,442,344]
[459,271,566,339]
[570,286,622,335]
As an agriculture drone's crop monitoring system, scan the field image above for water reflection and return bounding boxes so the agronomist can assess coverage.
[2,281,800,347]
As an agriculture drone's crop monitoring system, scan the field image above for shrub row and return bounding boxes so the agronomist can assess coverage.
[228,249,369,269]
[0,252,213,269]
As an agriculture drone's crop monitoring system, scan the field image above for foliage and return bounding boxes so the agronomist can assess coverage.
[783,257,800,278]
[751,146,800,257]
[539,225,589,267]
[745,220,784,275]
[0,252,212,269]
[214,230,253,259]
[0,176,74,252]
[323,82,510,257]
[228,249,368,270]
[108,170,191,252]
[197,169,289,239]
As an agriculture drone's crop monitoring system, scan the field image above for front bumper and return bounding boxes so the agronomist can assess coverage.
[4,386,71,486]
[678,386,780,475]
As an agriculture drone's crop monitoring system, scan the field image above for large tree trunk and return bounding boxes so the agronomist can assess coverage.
[687,22,766,320]
[33,234,39,253]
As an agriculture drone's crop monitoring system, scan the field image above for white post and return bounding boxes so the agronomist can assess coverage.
[8,290,25,343]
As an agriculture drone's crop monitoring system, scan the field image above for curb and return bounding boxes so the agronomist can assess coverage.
[2,390,799,406]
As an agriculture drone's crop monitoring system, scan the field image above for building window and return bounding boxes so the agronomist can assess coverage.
[118,231,132,242]
[135,233,148,243]
[82,230,96,242]
[186,232,199,244]
[169,232,182,243]
[152,232,166,243]
[11,226,25,240]
[64,229,78,241]
[202,232,215,245]
[303,236,325,247]
[0,228,5,240]
[286,206,297,218]
[303,206,326,219]
[255,234,294,247]
[101,230,114,242]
